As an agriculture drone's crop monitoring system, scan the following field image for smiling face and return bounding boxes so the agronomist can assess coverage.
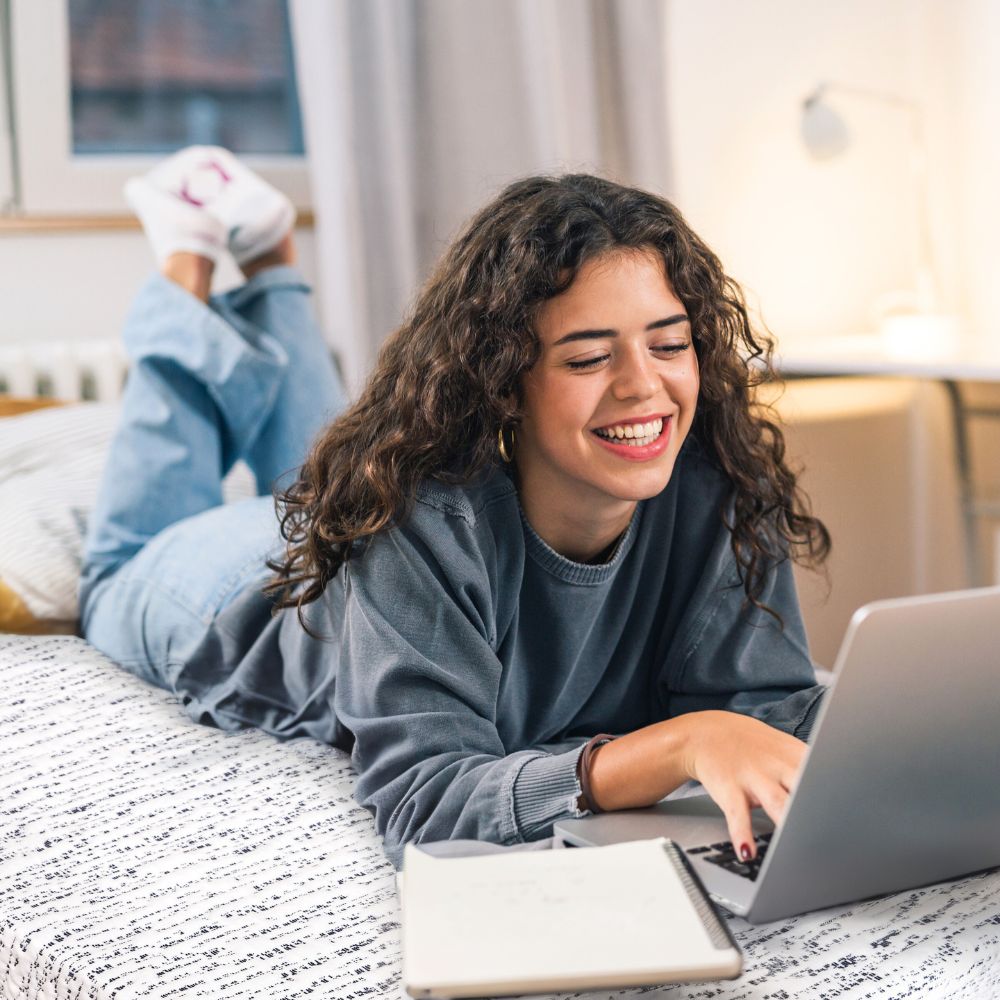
[515,249,700,561]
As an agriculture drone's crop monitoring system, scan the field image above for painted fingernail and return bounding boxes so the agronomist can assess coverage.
[739,843,753,861]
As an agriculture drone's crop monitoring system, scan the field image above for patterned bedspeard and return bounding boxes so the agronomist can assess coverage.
[0,635,400,999]
[1,635,998,1000]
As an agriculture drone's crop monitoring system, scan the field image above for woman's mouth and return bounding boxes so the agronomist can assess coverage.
[593,417,663,447]
[591,416,672,460]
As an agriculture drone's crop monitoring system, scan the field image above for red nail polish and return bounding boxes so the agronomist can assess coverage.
[739,843,753,861]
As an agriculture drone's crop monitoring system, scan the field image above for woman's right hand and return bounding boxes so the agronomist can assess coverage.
[586,710,807,860]
[678,710,806,859]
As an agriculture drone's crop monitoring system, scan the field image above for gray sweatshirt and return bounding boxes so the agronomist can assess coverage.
[177,437,824,869]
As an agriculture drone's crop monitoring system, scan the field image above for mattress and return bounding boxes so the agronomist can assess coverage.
[2,635,998,999]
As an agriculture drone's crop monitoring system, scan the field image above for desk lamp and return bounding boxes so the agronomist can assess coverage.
[801,81,957,360]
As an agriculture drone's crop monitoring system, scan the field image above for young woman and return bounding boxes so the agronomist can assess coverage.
[80,148,829,871]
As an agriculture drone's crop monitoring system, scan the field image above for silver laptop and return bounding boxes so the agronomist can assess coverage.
[554,587,1000,924]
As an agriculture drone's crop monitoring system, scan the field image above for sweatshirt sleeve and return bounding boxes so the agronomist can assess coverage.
[661,516,827,741]
[331,503,589,869]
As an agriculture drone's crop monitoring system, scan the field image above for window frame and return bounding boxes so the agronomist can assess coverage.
[9,0,310,216]
[0,0,15,210]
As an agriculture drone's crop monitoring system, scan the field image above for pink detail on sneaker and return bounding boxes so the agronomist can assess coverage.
[177,181,204,207]
[176,161,232,207]
[202,159,233,183]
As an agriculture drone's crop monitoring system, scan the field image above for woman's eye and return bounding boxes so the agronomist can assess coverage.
[566,355,610,370]
[565,343,689,371]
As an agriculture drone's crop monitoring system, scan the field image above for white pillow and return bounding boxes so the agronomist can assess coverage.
[0,402,256,627]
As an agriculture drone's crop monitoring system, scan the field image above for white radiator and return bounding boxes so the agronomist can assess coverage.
[0,339,127,402]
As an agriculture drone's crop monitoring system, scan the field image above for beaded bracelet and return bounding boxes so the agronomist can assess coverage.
[576,733,616,814]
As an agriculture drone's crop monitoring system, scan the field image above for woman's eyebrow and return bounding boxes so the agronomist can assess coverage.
[552,313,689,346]
[646,314,689,332]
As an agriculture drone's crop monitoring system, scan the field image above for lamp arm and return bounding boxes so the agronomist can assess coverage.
[805,80,918,114]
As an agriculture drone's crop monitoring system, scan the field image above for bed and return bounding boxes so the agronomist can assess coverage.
[2,402,999,999]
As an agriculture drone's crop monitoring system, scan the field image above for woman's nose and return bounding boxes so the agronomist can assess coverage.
[611,349,660,401]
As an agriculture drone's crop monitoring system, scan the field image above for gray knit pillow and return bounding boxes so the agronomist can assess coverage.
[0,402,255,630]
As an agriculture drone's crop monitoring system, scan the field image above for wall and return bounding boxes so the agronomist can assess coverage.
[666,0,935,342]
[665,0,998,348]
[0,225,319,346]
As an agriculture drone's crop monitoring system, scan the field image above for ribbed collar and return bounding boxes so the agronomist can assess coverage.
[518,501,644,585]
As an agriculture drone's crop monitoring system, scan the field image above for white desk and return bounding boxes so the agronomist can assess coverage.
[774,333,1000,382]
[773,334,1000,586]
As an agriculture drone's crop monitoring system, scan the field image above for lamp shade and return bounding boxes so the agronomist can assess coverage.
[801,98,850,160]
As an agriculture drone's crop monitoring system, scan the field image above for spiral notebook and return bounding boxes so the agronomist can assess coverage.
[400,837,742,999]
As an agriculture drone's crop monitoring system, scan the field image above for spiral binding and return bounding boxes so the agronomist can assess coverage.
[663,840,737,951]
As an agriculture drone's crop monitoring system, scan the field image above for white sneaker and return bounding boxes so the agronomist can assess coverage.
[126,146,296,266]
[124,174,227,265]
[210,151,296,266]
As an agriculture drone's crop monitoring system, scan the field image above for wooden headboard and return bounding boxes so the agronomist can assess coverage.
[0,397,66,418]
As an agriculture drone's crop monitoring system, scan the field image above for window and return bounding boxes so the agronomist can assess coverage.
[6,0,309,215]
[0,5,13,212]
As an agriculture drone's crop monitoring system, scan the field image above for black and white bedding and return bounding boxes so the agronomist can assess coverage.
[2,634,999,999]
[1,635,400,999]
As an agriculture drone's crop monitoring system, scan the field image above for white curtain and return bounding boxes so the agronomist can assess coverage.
[290,0,672,393]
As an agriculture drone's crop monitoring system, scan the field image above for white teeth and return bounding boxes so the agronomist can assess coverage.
[594,417,665,444]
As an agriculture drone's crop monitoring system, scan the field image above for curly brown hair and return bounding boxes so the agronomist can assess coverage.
[265,174,829,625]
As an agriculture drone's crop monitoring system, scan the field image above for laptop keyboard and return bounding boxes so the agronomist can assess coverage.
[686,832,773,881]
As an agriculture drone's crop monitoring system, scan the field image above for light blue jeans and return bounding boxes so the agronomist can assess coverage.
[79,266,346,687]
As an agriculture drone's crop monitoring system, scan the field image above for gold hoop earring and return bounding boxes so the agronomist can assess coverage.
[498,426,515,463]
